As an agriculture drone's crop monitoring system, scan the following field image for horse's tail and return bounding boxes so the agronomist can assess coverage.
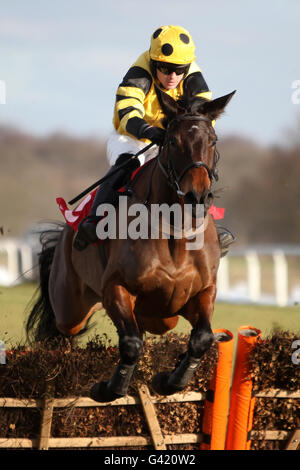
[26,223,64,343]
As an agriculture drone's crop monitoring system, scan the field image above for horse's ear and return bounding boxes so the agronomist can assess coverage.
[155,85,182,125]
[199,90,236,120]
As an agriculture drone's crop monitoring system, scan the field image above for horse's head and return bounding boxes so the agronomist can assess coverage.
[157,87,236,216]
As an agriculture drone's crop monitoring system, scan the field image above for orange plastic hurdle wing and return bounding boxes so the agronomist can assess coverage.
[201,329,234,450]
[225,325,262,451]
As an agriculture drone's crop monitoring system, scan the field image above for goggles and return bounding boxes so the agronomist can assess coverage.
[156,62,190,76]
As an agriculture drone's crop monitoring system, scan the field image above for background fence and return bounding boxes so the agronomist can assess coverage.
[217,246,300,307]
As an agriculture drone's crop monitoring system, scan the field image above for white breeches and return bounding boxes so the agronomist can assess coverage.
[106,129,159,166]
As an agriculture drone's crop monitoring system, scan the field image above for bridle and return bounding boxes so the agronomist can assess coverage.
[157,114,219,197]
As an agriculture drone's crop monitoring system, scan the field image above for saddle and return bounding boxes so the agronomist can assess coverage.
[56,162,152,234]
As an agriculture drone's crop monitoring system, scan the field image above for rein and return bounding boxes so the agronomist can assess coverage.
[157,114,218,198]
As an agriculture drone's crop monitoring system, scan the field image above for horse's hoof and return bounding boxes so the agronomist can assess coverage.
[90,381,123,403]
[152,372,183,396]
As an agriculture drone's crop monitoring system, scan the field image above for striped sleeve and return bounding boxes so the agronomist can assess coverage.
[183,69,215,125]
[183,71,212,103]
[114,66,153,139]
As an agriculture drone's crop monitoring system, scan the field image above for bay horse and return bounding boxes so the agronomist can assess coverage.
[26,89,235,402]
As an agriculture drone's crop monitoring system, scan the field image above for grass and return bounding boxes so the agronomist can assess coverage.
[0,283,299,349]
[0,283,37,346]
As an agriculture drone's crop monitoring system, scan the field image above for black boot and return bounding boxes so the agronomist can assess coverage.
[216,226,236,257]
[73,153,139,251]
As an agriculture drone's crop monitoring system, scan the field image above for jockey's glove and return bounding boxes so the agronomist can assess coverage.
[142,126,166,145]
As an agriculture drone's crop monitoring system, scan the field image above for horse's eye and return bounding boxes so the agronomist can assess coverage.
[170,137,177,147]
[210,139,217,148]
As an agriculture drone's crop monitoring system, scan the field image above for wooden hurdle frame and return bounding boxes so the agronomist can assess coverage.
[0,386,206,450]
[0,387,299,450]
[251,390,300,450]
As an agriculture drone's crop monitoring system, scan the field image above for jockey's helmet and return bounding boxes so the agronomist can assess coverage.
[149,25,196,65]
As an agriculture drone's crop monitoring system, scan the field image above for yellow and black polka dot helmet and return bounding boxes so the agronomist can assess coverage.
[150,25,196,65]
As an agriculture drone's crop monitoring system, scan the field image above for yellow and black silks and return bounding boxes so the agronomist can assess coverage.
[113,50,212,142]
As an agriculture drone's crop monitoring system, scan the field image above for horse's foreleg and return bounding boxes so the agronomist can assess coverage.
[152,285,216,395]
[90,284,142,402]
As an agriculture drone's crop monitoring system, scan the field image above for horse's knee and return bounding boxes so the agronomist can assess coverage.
[119,335,143,365]
[189,328,214,358]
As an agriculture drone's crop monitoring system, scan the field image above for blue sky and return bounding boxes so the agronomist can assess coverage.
[0,0,300,145]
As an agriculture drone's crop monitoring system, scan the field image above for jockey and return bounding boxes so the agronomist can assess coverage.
[74,25,235,254]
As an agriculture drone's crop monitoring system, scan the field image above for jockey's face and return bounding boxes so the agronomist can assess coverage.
[156,69,184,90]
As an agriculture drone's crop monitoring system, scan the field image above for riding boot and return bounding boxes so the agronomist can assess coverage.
[73,153,139,251]
[216,225,236,257]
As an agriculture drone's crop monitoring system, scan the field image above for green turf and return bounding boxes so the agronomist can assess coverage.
[0,283,37,346]
[0,283,299,348]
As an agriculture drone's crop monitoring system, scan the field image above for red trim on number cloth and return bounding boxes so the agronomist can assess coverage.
[56,189,98,232]
[209,205,225,220]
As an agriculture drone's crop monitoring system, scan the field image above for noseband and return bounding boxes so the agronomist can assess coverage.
[157,114,219,197]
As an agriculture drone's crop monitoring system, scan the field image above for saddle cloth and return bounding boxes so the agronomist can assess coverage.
[57,164,225,232]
